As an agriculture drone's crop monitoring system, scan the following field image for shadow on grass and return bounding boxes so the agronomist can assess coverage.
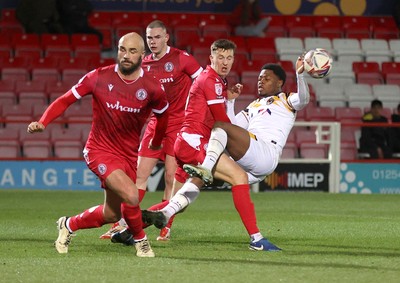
[162,255,400,272]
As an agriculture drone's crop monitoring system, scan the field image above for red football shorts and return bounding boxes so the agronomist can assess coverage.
[173,132,208,183]
[139,120,178,161]
[84,148,137,189]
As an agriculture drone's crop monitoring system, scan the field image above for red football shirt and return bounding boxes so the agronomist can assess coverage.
[69,65,168,159]
[142,46,202,133]
[181,65,229,139]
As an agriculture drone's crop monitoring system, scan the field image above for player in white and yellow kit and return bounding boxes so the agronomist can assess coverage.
[206,61,310,184]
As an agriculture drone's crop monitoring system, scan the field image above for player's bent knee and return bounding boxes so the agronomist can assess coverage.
[230,170,248,186]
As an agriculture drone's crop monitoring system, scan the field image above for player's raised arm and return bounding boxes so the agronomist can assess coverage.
[288,55,310,111]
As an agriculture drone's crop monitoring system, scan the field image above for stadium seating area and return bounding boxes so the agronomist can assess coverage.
[0,9,399,160]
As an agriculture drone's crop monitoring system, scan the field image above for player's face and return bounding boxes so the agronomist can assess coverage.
[257,69,283,97]
[117,41,144,76]
[210,48,234,78]
[146,27,169,57]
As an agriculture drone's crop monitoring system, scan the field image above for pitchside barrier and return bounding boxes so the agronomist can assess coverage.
[251,121,341,193]
[1,121,400,193]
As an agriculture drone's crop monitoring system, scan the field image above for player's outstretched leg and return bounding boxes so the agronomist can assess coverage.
[183,164,213,185]
[54,216,75,254]
[110,228,134,246]
[249,238,281,252]
[141,210,168,229]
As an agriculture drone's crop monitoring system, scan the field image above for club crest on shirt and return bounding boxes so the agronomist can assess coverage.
[164,62,174,72]
[136,89,147,100]
[215,83,223,96]
[98,164,107,175]
[266,97,275,105]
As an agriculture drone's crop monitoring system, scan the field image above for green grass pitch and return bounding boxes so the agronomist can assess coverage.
[0,190,399,283]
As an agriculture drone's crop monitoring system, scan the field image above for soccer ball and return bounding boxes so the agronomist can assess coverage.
[303,48,333,79]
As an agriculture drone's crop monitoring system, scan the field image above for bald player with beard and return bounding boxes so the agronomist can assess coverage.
[27,32,169,257]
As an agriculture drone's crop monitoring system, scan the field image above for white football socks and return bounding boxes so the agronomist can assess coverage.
[162,181,200,218]
[250,232,263,242]
[202,127,227,171]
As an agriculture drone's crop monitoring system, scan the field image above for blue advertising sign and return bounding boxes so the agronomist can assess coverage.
[0,161,166,191]
[340,163,400,194]
[0,161,100,190]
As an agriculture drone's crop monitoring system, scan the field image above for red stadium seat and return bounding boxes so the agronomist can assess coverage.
[335,106,363,122]
[295,129,316,146]
[0,127,19,141]
[169,13,200,28]
[54,140,84,159]
[247,37,277,62]
[281,142,298,159]
[381,62,400,83]
[174,26,201,51]
[353,61,380,74]
[240,71,259,95]
[141,12,171,28]
[0,80,17,105]
[299,143,327,159]
[0,92,16,106]
[2,102,32,117]
[71,34,101,58]
[1,57,31,82]
[265,15,287,37]
[115,25,143,40]
[202,24,231,39]
[352,61,384,85]
[198,13,227,27]
[111,11,143,28]
[0,140,21,158]
[341,142,358,160]
[15,80,46,95]
[31,104,50,120]
[50,127,82,143]
[342,16,372,40]
[46,80,74,101]
[305,106,335,121]
[22,140,53,158]
[12,33,42,59]
[193,49,210,68]
[285,15,315,39]
[18,92,48,105]
[371,16,399,40]
[314,16,343,39]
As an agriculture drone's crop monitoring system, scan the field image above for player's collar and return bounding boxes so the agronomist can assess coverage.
[152,46,170,60]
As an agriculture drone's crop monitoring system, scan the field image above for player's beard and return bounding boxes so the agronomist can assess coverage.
[119,57,142,76]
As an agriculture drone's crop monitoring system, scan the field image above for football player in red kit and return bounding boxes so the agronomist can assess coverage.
[100,20,202,241]
[27,32,169,257]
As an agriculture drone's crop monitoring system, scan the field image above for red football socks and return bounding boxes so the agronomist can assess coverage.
[122,202,145,240]
[68,205,105,232]
[231,184,259,235]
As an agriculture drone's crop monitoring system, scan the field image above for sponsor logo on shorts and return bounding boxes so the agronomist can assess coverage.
[98,164,107,175]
